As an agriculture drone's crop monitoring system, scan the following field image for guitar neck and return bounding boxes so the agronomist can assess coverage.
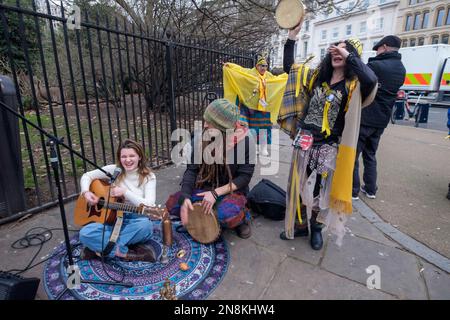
[98,199,163,219]
[99,200,141,214]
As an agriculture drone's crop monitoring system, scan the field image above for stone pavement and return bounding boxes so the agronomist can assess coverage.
[0,128,449,300]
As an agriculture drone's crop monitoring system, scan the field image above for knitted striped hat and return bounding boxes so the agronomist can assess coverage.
[203,99,240,132]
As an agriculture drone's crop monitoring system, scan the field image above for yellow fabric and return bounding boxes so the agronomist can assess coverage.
[321,100,331,138]
[223,63,288,123]
[344,79,358,112]
[329,144,356,214]
[258,73,267,104]
[347,37,363,56]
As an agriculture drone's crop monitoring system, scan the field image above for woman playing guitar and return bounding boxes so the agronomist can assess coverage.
[79,139,157,262]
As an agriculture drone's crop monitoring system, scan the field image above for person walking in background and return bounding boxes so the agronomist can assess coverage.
[352,35,406,200]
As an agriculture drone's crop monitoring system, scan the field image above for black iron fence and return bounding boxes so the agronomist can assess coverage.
[0,0,255,219]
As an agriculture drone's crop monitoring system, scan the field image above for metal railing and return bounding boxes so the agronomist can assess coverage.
[0,0,255,219]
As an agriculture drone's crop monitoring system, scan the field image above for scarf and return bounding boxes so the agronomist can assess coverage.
[223,63,288,123]
[278,63,377,215]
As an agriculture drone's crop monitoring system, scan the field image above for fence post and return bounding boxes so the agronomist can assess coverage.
[0,76,26,217]
[165,41,177,146]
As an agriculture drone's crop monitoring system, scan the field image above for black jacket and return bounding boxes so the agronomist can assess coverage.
[361,51,406,128]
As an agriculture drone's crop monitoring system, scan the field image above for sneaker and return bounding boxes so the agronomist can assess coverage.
[361,186,376,199]
[259,145,269,156]
[235,222,251,239]
[352,194,359,200]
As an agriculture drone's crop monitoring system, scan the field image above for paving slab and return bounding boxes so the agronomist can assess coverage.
[420,260,450,300]
[346,210,401,249]
[262,257,397,300]
[321,234,427,299]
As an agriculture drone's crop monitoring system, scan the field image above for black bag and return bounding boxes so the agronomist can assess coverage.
[247,179,286,221]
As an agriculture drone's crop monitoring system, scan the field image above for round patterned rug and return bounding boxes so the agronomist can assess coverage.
[43,221,229,300]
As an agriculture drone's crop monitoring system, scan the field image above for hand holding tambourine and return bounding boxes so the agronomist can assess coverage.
[275,0,305,30]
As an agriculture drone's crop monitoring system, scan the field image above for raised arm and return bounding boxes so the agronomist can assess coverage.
[283,23,303,73]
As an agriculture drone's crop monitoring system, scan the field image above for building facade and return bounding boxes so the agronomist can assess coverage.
[396,0,450,47]
[270,0,401,68]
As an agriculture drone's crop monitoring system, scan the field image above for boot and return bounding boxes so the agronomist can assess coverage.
[280,205,308,240]
[310,210,323,250]
[124,243,157,262]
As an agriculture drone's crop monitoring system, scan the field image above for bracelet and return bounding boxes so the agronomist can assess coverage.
[211,190,219,200]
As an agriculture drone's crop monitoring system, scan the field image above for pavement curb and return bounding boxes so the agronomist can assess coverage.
[353,200,450,274]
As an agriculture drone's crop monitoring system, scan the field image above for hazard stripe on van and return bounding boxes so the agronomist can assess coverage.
[404,73,432,86]
[440,73,450,85]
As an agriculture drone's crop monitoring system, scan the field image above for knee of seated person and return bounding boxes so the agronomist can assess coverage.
[79,223,100,241]
[137,218,153,236]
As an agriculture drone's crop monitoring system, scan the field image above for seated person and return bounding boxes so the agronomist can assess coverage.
[166,99,256,239]
[79,139,157,262]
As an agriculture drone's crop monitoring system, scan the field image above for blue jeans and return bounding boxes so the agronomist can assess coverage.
[79,213,153,258]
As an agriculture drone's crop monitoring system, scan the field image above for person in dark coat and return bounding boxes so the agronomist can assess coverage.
[353,35,406,199]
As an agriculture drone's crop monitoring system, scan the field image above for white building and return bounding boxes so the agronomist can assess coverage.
[270,0,401,68]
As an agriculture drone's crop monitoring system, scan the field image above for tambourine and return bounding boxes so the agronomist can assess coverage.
[275,0,305,29]
[185,203,221,244]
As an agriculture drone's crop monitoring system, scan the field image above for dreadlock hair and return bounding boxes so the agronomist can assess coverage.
[313,40,360,89]
[195,129,233,192]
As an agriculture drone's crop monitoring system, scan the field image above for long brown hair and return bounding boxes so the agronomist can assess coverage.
[195,130,233,191]
[115,139,151,186]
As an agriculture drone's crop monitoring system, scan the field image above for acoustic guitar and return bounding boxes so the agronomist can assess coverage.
[74,179,165,227]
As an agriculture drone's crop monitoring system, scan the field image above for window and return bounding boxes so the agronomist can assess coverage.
[346,24,352,36]
[409,0,417,4]
[321,30,327,40]
[401,39,408,47]
[418,37,424,46]
[305,20,310,32]
[375,18,384,31]
[410,38,416,47]
[436,8,445,27]
[379,0,387,4]
[446,8,450,25]
[348,1,355,9]
[332,27,339,39]
[413,13,421,30]
[422,11,429,29]
[405,15,412,31]
[360,21,367,33]
[320,48,326,59]
[303,41,308,58]
[442,35,449,44]
[431,35,439,44]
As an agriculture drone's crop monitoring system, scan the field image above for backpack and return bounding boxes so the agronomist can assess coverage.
[247,179,286,221]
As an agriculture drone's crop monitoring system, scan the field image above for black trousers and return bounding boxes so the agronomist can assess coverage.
[353,125,385,196]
